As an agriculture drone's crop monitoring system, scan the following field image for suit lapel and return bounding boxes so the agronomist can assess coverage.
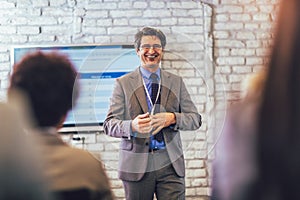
[160,70,171,110]
[128,68,149,114]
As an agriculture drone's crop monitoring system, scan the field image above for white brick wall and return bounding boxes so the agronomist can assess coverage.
[0,0,280,199]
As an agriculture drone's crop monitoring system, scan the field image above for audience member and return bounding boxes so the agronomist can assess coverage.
[0,101,54,200]
[8,51,114,200]
[212,0,300,199]
[211,69,266,200]
[254,0,300,198]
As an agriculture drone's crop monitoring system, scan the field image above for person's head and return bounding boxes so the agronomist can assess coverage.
[254,0,300,198]
[8,51,79,128]
[134,26,166,71]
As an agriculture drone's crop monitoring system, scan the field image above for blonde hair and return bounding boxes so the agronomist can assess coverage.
[242,70,267,100]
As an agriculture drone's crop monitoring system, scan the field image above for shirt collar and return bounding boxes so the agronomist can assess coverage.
[139,66,161,80]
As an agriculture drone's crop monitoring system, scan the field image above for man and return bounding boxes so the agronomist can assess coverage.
[104,27,202,200]
[8,51,114,200]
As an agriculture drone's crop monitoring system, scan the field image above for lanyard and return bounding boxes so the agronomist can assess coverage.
[142,77,161,115]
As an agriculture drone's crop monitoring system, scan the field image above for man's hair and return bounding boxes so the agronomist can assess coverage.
[134,26,167,50]
[8,51,79,127]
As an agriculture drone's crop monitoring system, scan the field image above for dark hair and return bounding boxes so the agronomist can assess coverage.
[134,26,167,49]
[8,51,79,127]
[254,0,300,198]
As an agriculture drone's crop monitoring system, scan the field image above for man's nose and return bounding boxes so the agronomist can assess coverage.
[148,47,155,53]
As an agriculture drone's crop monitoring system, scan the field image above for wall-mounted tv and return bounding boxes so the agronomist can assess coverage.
[11,44,140,133]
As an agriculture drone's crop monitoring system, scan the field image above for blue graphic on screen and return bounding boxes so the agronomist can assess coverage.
[12,45,140,127]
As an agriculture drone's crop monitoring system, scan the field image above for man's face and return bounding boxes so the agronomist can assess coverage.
[136,35,163,71]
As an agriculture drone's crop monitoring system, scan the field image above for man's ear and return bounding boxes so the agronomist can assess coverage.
[136,48,140,55]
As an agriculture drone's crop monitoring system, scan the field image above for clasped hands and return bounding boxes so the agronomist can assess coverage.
[131,112,176,135]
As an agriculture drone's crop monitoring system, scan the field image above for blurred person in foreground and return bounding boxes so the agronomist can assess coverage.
[0,101,54,200]
[211,69,266,200]
[104,26,202,200]
[8,51,114,200]
[212,0,300,199]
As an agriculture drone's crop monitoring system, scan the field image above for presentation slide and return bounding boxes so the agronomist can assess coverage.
[11,45,140,131]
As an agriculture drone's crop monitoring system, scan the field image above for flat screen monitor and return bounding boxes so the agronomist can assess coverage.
[11,44,140,132]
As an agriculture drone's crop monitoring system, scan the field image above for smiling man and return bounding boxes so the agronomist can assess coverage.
[104,27,202,200]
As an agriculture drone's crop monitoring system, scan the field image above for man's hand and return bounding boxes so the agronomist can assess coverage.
[150,112,176,135]
[131,112,152,134]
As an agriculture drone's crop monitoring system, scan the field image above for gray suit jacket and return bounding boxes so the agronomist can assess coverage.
[103,67,202,181]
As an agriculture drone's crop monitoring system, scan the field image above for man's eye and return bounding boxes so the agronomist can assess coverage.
[141,45,151,49]
[153,44,162,49]
[140,44,162,50]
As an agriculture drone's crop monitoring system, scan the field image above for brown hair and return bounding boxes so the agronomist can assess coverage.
[253,0,300,198]
[8,51,79,127]
[134,26,167,50]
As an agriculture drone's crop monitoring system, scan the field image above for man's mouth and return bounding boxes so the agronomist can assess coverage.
[145,54,159,59]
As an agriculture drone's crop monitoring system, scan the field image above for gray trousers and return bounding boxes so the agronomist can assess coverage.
[122,149,185,200]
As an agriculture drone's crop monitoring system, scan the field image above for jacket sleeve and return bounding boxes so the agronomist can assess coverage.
[103,78,132,139]
[172,77,202,131]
